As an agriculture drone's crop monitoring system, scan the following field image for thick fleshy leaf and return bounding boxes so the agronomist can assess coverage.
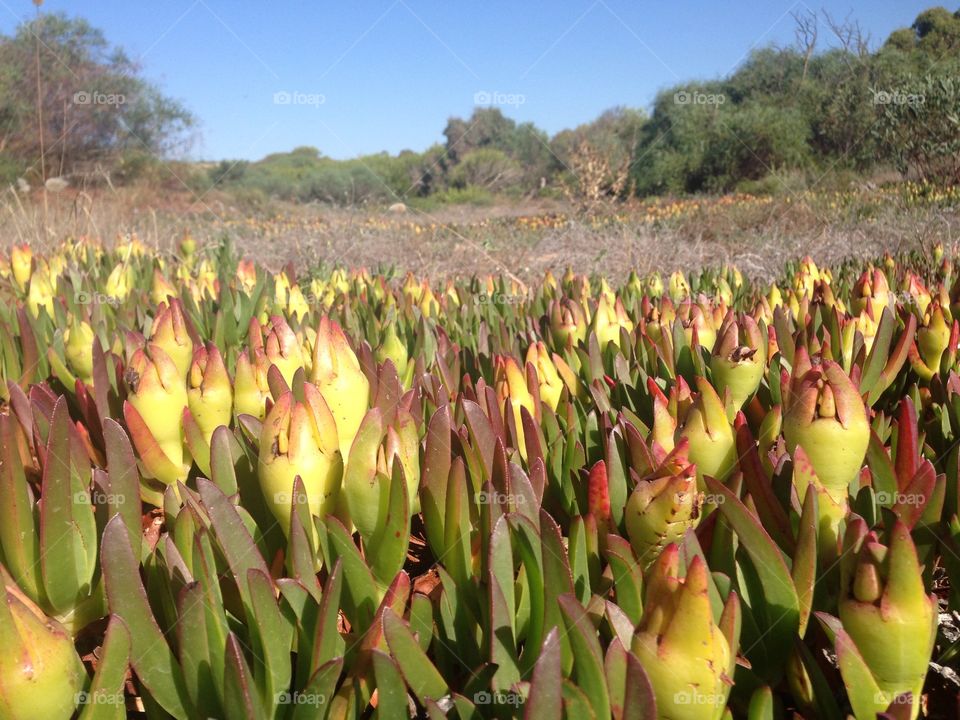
[383,607,449,704]
[77,616,131,720]
[558,594,610,720]
[705,475,799,677]
[101,516,193,719]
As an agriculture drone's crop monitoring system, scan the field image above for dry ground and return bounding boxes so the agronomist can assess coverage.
[3,183,958,283]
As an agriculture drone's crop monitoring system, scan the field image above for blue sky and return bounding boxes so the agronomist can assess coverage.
[0,0,938,160]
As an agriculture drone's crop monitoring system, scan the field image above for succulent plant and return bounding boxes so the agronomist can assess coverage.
[0,239,958,718]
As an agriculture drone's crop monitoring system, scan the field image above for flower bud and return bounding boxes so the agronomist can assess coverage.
[668,271,690,303]
[10,244,32,291]
[549,298,588,350]
[150,267,178,306]
[592,294,633,350]
[376,324,409,379]
[234,349,271,420]
[850,268,891,319]
[783,356,869,498]
[104,263,131,301]
[258,387,342,535]
[236,259,257,294]
[646,272,664,298]
[64,316,95,386]
[27,268,54,319]
[286,285,310,321]
[0,579,85,720]
[917,301,951,376]
[310,317,370,461]
[625,441,702,566]
[383,407,421,514]
[632,550,732,720]
[495,356,539,450]
[525,342,564,411]
[179,231,196,258]
[187,343,233,443]
[837,522,935,719]
[902,273,932,316]
[264,315,305,387]
[124,346,191,488]
[677,299,717,352]
[149,299,193,380]
[710,311,764,409]
[678,377,737,486]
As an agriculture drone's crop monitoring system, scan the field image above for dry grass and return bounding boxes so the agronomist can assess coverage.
[2,183,957,282]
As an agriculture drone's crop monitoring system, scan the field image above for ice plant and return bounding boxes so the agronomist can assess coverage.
[0,576,85,720]
[678,376,737,485]
[310,317,370,461]
[526,341,564,410]
[10,243,32,291]
[149,299,194,380]
[234,348,272,420]
[375,323,409,380]
[186,343,233,444]
[913,300,951,379]
[850,267,891,318]
[26,268,54,319]
[548,297,587,349]
[592,294,633,349]
[831,521,936,720]
[258,387,342,536]
[710,311,764,409]
[123,346,191,501]
[494,355,539,457]
[625,440,702,565]
[264,314,305,387]
[63,316,95,387]
[632,549,733,720]
[783,354,869,501]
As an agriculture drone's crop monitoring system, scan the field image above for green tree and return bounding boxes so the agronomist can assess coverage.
[0,12,194,183]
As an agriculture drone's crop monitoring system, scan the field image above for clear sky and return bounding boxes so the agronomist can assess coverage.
[0,0,940,161]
